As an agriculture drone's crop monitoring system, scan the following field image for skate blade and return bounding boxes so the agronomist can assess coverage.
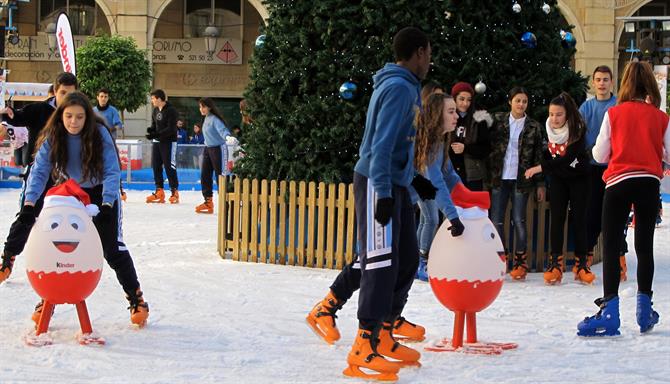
[305,317,337,345]
[510,275,526,281]
[577,328,621,337]
[131,319,148,329]
[392,335,426,343]
[77,332,106,346]
[544,279,562,286]
[343,365,398,382]
[24,331,53,347]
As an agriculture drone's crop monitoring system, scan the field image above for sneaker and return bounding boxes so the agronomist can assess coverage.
[636,292,660,333]
[343,328,401,382]
[509,253,528,280]
[146,188,165,203]
[0,251,15,284]
[392,316,425,342]
[306,291,343,344]
[577,296,620,337]
[195,197,214,214]
[168,189,180,204]
[126,288,149,327]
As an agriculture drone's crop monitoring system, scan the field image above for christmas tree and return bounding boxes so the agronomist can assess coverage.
[239,0,587,183]
[238,0,449,183]
[433,0,587,118]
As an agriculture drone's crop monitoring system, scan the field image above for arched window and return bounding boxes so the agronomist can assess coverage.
[39,0,99,35]
[185,0,242,39]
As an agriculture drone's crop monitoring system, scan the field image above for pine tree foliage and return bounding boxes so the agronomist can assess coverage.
[434,0,587,118]
[239,0,587,183]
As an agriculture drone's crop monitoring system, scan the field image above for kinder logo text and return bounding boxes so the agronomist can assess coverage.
[56,262,75,269]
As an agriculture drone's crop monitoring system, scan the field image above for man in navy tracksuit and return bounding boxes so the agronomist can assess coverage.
[341,27,434,380]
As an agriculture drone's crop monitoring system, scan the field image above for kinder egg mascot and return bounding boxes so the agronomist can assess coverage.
[425,184,517,354]
[24,179,105,346]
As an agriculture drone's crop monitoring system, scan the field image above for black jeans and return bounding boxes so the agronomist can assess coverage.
[548,175,589,258]
[151,141,179,190]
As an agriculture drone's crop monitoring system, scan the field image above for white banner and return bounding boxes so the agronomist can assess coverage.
[56,13,76,75]
[0,70,6,110]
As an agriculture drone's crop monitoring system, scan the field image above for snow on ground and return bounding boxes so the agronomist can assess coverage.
[0,189,668,384]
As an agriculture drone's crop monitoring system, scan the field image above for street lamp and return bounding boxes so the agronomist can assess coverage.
[46,22,57,51]
[204,26,219,58]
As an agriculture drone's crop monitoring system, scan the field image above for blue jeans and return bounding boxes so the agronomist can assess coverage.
[491,180,529,254]
[416,199,439,254]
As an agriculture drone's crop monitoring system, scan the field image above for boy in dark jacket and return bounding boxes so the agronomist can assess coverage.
[146,89,180,204]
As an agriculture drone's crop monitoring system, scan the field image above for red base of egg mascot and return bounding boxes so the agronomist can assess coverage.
[426,184,517,354]
[23,179,105,345]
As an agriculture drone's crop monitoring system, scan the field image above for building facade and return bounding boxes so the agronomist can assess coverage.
[0,0,667,137]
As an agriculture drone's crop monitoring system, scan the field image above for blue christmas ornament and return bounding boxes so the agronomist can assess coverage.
[339,81,358,100]
[561,31,576,49]
[520,32,537,48]
[255,34,266,48]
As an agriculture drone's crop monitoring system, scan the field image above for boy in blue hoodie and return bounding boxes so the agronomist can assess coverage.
[329,27,434,381]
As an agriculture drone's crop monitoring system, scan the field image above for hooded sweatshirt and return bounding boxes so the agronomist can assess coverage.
[354,63,421,198]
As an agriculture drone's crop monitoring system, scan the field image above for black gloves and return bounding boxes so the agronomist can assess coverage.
[145,127,158,140]
[411,174,437,200]
[98,204,113,224]
[17,204,36,226]
[374,197,394,226]
[448,218,465,237]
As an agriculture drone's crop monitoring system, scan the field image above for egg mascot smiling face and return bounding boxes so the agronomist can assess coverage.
[428,191,506,314]
[24,180,103,304]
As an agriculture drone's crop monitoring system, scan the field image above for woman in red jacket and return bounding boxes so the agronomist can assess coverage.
[577,62,670,337]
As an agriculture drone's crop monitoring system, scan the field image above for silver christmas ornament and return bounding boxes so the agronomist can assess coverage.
[475,81,487,94]
[542,2,551,14]
[513,2,521,13]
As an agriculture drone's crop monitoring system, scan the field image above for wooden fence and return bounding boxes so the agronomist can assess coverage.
[217,176,601,272]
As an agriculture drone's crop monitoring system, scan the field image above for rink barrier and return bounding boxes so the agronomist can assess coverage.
[217,176,602,271]
[217,176,356,269]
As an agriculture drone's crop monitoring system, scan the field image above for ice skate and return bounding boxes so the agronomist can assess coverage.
[636,292,660,333]
[126,288,149,327]
[343,328,401,382]
[0,251,15,284]
[195,197,214,214]
[573,255,596,285]
[146,188,165,203]
[31,299,55,325]
[120,190,127,202]
[392,316,425,342]
[168,189,180,204]
[577,296,620,337]
[378,322,421,367]
[543,255,563,285]
[509,253,528,280]
[306,290,342,344]
[415,255,428,282]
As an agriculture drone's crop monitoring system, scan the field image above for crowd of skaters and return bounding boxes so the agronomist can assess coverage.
[307,27,670,381]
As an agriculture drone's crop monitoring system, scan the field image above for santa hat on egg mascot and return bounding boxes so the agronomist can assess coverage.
[450,183,490,219]
[43,179,100,216]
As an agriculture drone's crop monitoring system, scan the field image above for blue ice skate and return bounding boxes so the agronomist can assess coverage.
[637,292,660,333]
[415,256,428,282]
[577,296,620,337]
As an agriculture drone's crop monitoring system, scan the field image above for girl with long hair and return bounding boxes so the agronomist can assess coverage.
[413,92,465,280]
[195,97,231,214]
[21,91,149,327]
[525,92,593,285]
[577,62,670,337]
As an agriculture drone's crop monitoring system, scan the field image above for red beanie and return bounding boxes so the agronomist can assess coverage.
[451,82,474,98]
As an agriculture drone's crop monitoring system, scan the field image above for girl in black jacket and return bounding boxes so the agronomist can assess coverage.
[525,92,594,285]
